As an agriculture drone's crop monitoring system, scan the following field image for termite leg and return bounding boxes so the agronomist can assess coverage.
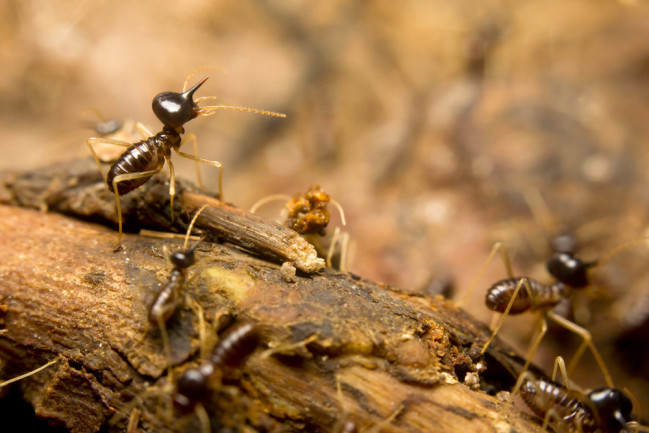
[186,295,209,361]
[194,402,211,433]
[339,231,350,272]
[327,227,351,271]
[542,407,562,433]
[0,356,60,388]
[260,334,318,359]
[512,370,562,432]
[174,142,224,202]
[153,312,175,382]
[366,405,406,433]
[459,241,515,307]
[327,227,341,269]
[546,310,613,388]
[166,156,176,222]
[550,355,570,388]
[628,422,649,432]
[86,137,133,183]
[176,132,206,190]
[138,203,208,243]
[481,277,535,354]
[126,408,141,433]
[511,370,536,400]
[111,166,164,244]
[511,314,548,395]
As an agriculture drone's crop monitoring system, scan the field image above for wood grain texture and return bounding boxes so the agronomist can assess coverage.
[0,159,544,432]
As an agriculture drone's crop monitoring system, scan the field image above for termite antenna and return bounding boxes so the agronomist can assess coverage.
[249,194,292,214]
[182,66,224,93]
[597,237,649,267]
[183,204,210,249]
[330,198,347,226]
[197,104,286,118]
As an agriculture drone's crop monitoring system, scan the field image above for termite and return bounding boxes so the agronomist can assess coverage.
[149,204,209,378]
[173,321,261,433]
[87,72,286,244]
[517,357,648,433]
[461,234,649,391]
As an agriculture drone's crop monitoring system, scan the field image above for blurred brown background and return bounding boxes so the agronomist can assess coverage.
[2,0,649,417]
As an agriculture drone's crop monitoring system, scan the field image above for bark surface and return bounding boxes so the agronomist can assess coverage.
[0,158,543,432]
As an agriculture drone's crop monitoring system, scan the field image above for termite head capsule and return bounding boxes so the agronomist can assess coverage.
[152,77,208,129]
[169,249,196,269]
[546,252,596,289]
[169,238,202,269]
[174,364,214,412]
[587,387,633,433]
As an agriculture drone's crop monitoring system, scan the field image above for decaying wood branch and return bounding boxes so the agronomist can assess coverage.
[0,158,543,432]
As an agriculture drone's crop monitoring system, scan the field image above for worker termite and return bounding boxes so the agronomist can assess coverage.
[149,204,209,378]
[461,233,649,392]
[517,357,648,433]
[87,72,286,244]
[250,185,351,270]
[173,321,261,433]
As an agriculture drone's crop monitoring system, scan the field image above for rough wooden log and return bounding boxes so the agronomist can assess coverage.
[0,158,543,432]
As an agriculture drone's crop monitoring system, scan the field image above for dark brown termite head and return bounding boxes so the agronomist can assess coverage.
[546,233,597,289]
[169,238,202,269]
[586,388,633,433]
[546,252,597,289]
[152,77,208,129]
[173,363,215,412]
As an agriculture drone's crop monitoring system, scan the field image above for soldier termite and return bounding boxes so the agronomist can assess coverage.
[87,72,286,244]
[250,185,351,270]
[460,234,649,392]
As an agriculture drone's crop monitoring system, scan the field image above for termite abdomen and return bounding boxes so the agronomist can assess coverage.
[106,132,173,195]
[210,322,260,372]
[485,278,567,315]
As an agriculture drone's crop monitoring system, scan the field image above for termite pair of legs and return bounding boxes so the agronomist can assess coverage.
[87,123,223,245]
[0,355,61,389]
[460,242,613,389]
